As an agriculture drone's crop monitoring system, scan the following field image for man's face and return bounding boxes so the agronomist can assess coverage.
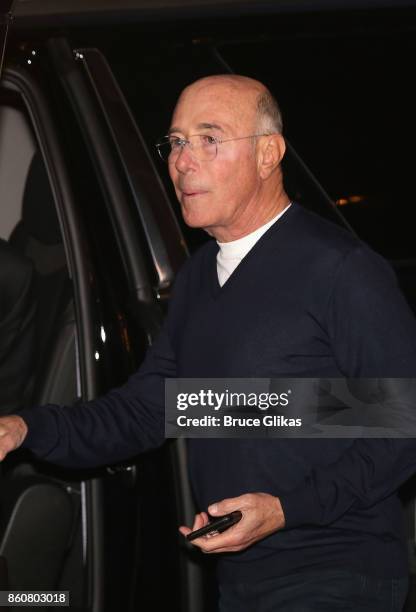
[168,80,262,237]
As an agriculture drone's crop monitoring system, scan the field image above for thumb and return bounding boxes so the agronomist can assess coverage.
[208,497,239,516]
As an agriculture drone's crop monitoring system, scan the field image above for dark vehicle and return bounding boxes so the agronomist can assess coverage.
[0,1,416,610]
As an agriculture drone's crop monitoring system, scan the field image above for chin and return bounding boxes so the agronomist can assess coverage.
[183,216,210,229]
[181,207,213,229]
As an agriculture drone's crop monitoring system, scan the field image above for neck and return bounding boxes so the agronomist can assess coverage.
[208,184,291,243]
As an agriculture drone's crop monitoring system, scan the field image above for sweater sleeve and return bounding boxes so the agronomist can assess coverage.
[18,253,194,468]
[19,319,177,468]
[280,246,416,528]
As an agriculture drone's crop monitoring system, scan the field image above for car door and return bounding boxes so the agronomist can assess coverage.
[0,66,95,608]
[0,33,159,611]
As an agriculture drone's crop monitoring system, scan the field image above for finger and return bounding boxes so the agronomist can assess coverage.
[0,436,15,460]
[178,510,206,536]
[200,537,250,553]
[203,544,247,553]
[208,495,247,517]
[192,513,206,531]
[185,523,227,548]
[200,511,210,524]
[192,527,248,553]
[178,526,192,537]
[0,445,11,461]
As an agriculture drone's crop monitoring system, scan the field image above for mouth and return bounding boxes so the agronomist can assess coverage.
[181,189,208,199]
[181,189,208,198]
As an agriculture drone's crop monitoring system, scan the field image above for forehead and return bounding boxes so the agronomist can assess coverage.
[170,82,256,134]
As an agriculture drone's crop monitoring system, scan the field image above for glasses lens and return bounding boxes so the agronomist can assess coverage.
[156,135,218,163]
[191,135,217,161]
[156,140,172,162]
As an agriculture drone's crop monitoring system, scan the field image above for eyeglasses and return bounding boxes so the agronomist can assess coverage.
[155,133,271,163]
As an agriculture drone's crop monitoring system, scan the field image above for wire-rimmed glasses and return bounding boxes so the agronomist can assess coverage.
[155,133,271,163]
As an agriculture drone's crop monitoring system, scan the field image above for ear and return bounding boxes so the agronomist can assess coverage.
[258,134,286,179]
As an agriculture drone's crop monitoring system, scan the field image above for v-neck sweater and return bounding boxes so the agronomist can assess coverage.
[20,202,416,583]
[216,203,291,286]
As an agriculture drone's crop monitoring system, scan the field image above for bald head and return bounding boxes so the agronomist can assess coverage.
[176,75,283,136]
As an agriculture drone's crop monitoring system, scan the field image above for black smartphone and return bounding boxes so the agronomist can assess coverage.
[186,510,242,541]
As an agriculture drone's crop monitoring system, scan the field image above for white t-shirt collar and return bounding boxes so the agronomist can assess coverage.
[216,202,292,286]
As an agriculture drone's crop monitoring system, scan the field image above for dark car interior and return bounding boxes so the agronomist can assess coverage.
[9,150,75,406]
[0,87,85,603]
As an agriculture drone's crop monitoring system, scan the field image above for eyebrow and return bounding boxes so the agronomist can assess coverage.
[196,122,225,132]
[167,122,225,136]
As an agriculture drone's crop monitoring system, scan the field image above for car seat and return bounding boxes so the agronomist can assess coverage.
[0,151,77,590]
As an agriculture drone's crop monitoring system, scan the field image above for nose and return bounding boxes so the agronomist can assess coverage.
[174,143,198,174]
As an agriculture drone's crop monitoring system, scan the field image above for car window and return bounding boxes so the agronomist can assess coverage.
[0,97,36,239]
[84,31,224,253]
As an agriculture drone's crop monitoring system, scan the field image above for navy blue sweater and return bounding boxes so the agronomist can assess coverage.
[21,203,416,582]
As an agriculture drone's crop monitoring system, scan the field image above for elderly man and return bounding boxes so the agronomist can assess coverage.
[1,75,416,611]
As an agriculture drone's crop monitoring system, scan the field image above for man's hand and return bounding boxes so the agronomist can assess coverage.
[178,492,285,553]
[0,416,28,461]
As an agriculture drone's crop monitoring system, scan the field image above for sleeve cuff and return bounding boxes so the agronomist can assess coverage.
[279,478,321,529]
[18,405,61,458]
